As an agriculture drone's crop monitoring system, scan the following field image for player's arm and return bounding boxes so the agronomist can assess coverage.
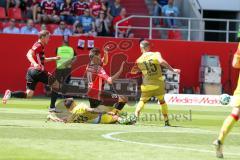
[102,47,109,66]
[44,56,61,63]
[232,43,240,69]
[157,52,180,74]
[85,107,106,114]
[131,63,141,74]
[97,62,125,84]
[109,61,125,83]
[26,49,39,68]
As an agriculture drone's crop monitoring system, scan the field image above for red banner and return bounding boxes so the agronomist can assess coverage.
[0,34,238,95]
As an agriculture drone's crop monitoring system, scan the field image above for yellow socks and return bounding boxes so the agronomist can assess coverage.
[160,102,169,122]
[218,114,238,144]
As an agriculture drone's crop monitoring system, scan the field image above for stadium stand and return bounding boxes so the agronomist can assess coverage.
[7,8,23,20]
[0,7,7,19]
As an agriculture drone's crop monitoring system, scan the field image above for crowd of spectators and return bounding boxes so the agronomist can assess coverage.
[153,0,179,28]
[0,0,133,38]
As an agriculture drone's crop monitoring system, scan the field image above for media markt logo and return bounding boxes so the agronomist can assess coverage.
[166,95,220,105]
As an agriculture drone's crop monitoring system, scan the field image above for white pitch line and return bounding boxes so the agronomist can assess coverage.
[102,131,240,156]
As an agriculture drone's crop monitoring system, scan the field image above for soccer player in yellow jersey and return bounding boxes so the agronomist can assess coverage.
[131,40,180,126]
[47,98,135,124]
[214,42,240,158]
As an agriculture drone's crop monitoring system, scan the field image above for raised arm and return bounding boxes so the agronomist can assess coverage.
[110,62,125,82]
[102,47,109,66]
[131,63,141,74]
[232,43,240,69]
[157,52,180,74]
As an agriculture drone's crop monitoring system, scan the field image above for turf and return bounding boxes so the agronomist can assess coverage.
[0,98,240,160]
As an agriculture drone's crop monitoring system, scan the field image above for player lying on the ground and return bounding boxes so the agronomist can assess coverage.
[213,42,240,158]
[2,30,61,112]
[47,98,136,124]
[131,40,180,126]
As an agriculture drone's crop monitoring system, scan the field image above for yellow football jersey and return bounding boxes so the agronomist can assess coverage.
[68,104,99,123]
[137,52,165,92]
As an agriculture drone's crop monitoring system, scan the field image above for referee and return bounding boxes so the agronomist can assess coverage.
[47,39,76,111]
[55,39,76,87]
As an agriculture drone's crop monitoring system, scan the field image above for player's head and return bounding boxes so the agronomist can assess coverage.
[140,40,150,52]
[64,98,77,110]
[39,30,50,45]
[89,47,101,65]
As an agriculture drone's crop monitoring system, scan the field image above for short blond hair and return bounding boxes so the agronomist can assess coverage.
[39,30,50,39]
[140,40,150,49]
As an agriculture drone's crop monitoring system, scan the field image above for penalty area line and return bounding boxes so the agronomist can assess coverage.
[102,131,240,156]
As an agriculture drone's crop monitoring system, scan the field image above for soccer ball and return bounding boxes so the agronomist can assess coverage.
[219,94,231,105]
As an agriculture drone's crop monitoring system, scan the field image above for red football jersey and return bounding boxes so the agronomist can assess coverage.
[72,1,89,16]
[86,64,110,100]
[30,41,45,71]
[41,0,57,15]
[89,2,102,17]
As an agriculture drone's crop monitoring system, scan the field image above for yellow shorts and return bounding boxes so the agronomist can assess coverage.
[140,84,165,103]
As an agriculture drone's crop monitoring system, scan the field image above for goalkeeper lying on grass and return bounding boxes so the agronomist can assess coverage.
[47,98,136,125]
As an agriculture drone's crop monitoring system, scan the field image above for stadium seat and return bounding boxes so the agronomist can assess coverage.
[0,7,7,19]
[47,24,58,33]
[0,22,3,31]
[17,23,25,29]
[35,24,41,31]
[2,22,8,28]
[7,8,22,20]
[168,30,182,40]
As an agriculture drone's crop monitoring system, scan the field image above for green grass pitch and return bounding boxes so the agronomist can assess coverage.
[0,98,240,160]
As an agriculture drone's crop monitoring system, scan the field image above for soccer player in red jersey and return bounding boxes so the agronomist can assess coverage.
[2,30,61,112]
[86,48,126,112]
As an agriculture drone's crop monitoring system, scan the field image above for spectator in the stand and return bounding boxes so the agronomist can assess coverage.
[162,0,179,28]
[7,0,20,9]
[56,0,64,8]
[113,8,134,38]
[60,0,74,24]
[78,8,96,36]
[20,19,39,34]
[3,18,20,34]
[19,0,35,19]
[72,0,89,21]
[89,0,106,18]
[53,20,72,36]
[32,0,42,23]
[73,23,87,36]
[95,10,111,36]
[38,0,60,23]
[101,0,109,8]
[153,0,168,25]
[107,0,122,20]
